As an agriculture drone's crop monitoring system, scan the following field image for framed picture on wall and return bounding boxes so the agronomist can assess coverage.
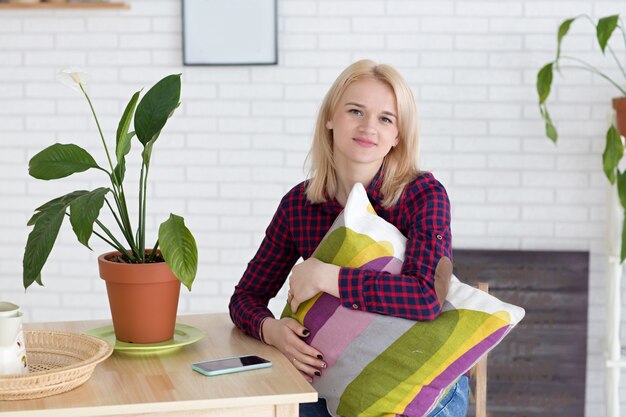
[182,0,277,66]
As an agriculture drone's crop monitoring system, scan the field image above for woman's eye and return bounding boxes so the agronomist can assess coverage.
[381,117,392,124]
[349,109,362,116]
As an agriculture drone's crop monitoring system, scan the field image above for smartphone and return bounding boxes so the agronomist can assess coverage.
[191,354,272,376]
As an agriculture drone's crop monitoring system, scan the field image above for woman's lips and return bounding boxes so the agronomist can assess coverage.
[353,138,376,148]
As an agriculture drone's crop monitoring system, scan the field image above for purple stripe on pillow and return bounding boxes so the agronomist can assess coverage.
[303,293,341,342]
[382,257,403,274]
[361,256,402,274]
[403,325,510,416]
[309,305,377,370]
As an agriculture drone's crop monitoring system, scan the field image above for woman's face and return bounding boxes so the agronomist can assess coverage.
[326,77,399,171]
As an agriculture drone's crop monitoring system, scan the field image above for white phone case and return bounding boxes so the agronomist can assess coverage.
[191,355,272,376]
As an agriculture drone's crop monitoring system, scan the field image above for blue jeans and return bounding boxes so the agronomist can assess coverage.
[422,375,469,417]
[299,375,469,417]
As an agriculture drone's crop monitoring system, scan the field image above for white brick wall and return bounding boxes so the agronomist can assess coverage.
[1,0,625,415]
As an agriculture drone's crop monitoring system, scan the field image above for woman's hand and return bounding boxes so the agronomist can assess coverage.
[262,317,326,382]
[288,257,340,312]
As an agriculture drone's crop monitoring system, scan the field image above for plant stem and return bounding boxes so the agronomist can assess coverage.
[92,230,120,251]
[112,186,136,249]
[104,197,125,236]
[79,83,115,173]
[117,184,134,247]
[581,14,595,27]
[63,212,128,258]
[147,239,159,262]
[104,170,137,254]
[140,163,149,259]
[560,56,626,96]
[607,45,626,81]
[137,162,145,260]
[95,219,136,261]
[80,82,140,257]
[104,197,136,252]
[63,212,118,251]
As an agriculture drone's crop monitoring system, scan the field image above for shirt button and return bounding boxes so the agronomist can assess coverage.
[352,304,359,309]
[436,234,443,240]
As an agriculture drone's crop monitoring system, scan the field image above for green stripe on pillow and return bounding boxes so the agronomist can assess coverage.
[338,310,460,416]
[339,309,495,417]
[315,227,378,266]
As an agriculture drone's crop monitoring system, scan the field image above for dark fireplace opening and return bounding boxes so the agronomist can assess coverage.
[453,249,589,417]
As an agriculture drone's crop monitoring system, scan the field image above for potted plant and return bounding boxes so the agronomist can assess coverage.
[536,14,626,260]
[22,68,198,343]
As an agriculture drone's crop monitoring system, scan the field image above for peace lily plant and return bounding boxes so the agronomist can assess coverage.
[23,68,198,291]
[537,14,626,260]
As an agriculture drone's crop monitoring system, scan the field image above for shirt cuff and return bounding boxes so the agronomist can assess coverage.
[338,267,367,312]
[258,316,272,344]
[254,313,274,343]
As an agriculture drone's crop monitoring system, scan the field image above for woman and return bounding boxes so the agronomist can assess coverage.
[229,60,468,417]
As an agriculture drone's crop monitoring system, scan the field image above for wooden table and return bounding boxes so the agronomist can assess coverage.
[1,314,317,417]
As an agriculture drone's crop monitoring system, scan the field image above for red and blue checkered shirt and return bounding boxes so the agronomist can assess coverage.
[229,171,452,341]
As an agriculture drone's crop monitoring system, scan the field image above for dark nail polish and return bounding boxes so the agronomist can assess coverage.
[315,371,321,376]
[303,329,310,336]
[317,354,324,360]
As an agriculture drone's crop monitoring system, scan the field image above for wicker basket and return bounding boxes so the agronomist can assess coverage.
[0,330,113,401]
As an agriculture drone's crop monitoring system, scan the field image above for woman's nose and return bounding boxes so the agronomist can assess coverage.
[358,116,377,134]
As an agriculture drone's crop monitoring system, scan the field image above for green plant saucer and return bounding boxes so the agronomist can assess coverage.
[85,323,205,352]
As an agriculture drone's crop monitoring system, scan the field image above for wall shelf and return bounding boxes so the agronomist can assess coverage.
[0,2,129,9]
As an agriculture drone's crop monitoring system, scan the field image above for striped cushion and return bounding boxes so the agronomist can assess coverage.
[282,183,525,417]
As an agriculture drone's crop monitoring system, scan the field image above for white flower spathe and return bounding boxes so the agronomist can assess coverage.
[56,67,90,92]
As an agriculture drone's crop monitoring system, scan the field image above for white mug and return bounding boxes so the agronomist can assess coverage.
[0,302,28,375]
[0,301,19,318]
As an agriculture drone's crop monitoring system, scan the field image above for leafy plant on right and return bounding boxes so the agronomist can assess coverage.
[537,14,626,260]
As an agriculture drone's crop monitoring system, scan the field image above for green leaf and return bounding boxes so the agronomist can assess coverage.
[35,190,89,212]
[69,187,110,248]
[546,120,558,142]
[27,211,45,227]
[23,203,66,289]
[540,105,558,143]
[141,138,155,167]
[134,74,181,147]
[537,63,553,104]
[597,15,619,53]
[117,93,140,163]
[603,125,623,184]
[112,158,126,187]
[29,143,101,180]
[556,17,575,61]
[617,169,626,209]
[158,214,198,291]
[112,131,135,187]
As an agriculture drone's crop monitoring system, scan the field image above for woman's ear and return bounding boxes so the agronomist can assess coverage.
[325,120,333,130]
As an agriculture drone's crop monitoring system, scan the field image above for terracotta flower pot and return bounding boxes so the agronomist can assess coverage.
[98,251,181,344]
[612,97,626,137]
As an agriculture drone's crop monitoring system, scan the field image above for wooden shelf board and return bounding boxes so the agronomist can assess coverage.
[0,2,129,9]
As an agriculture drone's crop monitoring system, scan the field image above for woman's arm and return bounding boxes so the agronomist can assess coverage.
[229,189,327,380]
[228,195,300,340]
[338,178,452,321]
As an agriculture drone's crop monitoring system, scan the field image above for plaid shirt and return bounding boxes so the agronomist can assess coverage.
[229,171,452,341]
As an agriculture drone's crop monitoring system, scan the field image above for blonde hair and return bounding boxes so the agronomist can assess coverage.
[305,59,420,208]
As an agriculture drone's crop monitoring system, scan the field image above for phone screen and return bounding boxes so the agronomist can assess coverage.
[193,355,270,373]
